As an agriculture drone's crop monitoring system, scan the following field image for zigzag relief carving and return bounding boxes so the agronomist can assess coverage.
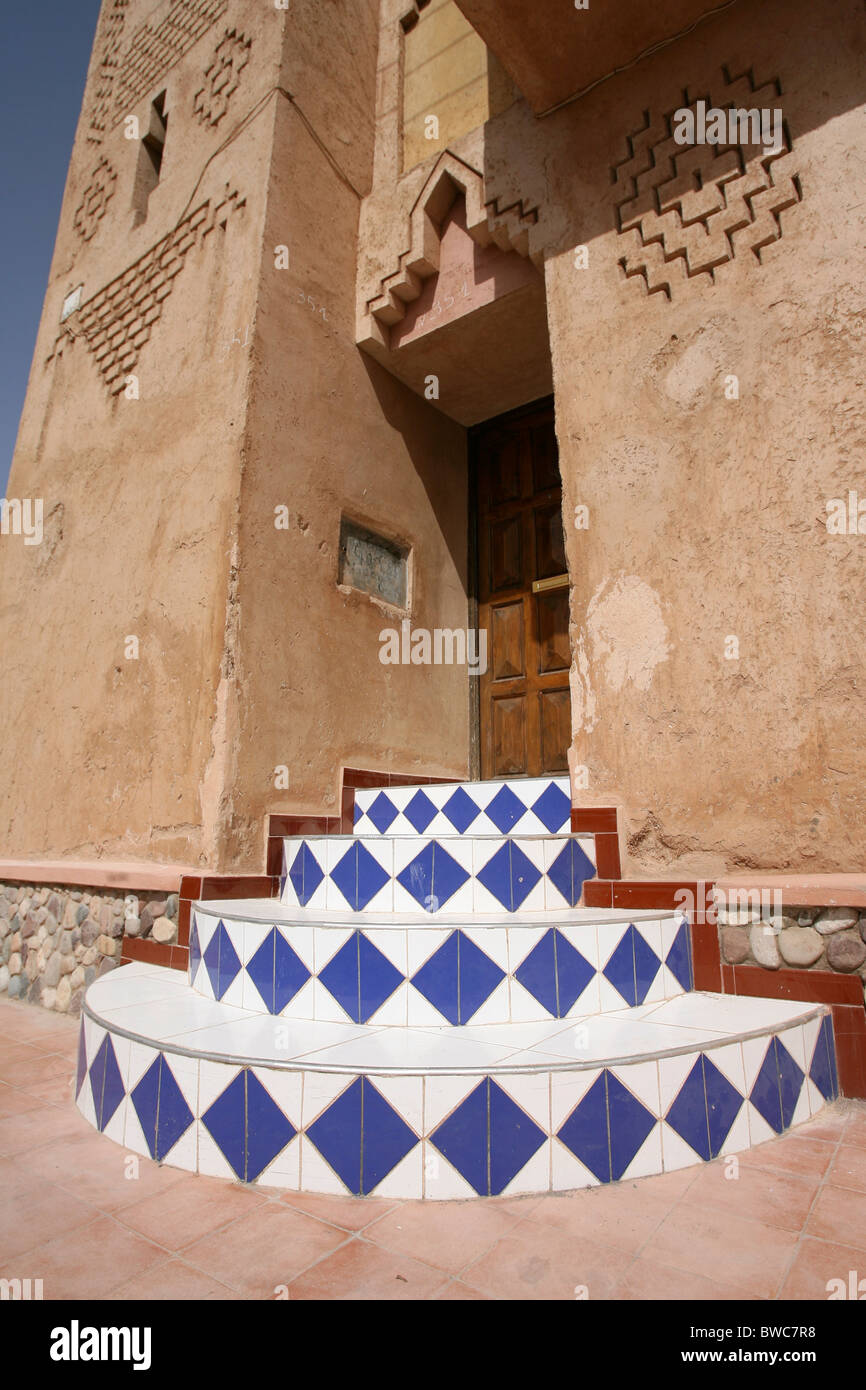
[47,186,245,395]
[87,0,129,144]
[612,67,802,301]
[193,28,252,127]
[113,0,229,125]
[73,158,117,242]
[365,152,539,335]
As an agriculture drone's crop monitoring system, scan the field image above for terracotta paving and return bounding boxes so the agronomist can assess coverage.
[0,997,864,1301]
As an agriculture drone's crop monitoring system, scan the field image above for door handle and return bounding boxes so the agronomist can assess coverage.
[531,573,569,594]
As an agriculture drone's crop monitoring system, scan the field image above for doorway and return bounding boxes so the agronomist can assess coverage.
[470,398,571,779]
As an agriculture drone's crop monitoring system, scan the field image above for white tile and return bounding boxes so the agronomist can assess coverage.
[465,977,510,1025]
[312,925,354,974]
[298,1137,352,1196]
[407,984,449,1027]
[257,1133,301,1190]
[301,1072,355,1128]
[660,1122,704,1173]
[495,1070,551,1131]
[423,1145,478,1200]
[551,1067,603,1133]
[406,927,451,976]
[619,1121,663,1182]
[275,976,316,1021]
[507,976,549,1023]
[552,1136,600,1192]
[235,919,273,965]
[462,924,509,971]
[363,926,407,976]
[500,1141,551,1196]
[423,1072,482,1133]
[366,978,409,1026]
[311,976,354,1023]
[196,1123,239,1181]
[373,1144,423,1199]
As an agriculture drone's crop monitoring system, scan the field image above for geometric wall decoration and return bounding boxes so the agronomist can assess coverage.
[72,157,117,242]
[193,29,252,128]
[612,66,802,300]
[47,184,246,394]
[113,0,229,129]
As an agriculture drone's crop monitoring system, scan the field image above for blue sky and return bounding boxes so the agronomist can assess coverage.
[1,1,101,497]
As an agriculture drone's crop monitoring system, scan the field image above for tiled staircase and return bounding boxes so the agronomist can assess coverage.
[75,777,840,1198]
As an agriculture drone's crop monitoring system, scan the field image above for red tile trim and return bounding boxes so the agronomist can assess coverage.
[197,875,275,900]
[583,880,613,908]
[726,964,863,1007]
[177,899,190,947]
[571,808,618,834]
[121,937,181,970]
[691,921,722,993]
[594,832,621,880]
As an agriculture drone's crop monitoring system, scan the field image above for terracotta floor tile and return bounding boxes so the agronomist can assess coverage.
[183,1203,348,1296]
[778,1236,866,1300]
[15,1072,78,1107]
[0,1082,50,1118]
[117,1175,268,1250]
[18,1215,166,1299]
[827,1144,866,1194]
[106,1258,238,1301]
[843,1114,866,1151]
[0,1181,98,1261]
[523,1170,695,1255]
[640,1205,798,1298]
[0,1102,89,1156]
[795,1109,848,1143]
[434,1279,492,1300]
[285,1236,447,1300]
[680,1159,820,1233]
[364,1200,520,1273]
[279,1190,397,1231]
[0,1052,74,1090]
[806,1185,866,1249]
[463,1224,630,1301]
[739,1133,837,1178]
[0,1003,78,1043]
[26,1131,190,1213]
[612,1255,753,1301]
[0,1043,47,1077]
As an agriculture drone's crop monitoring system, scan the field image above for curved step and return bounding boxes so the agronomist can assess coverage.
[280,833,597,913]
[75,963,839,1198]
[352,777,572,837]
[190,901,692,1025]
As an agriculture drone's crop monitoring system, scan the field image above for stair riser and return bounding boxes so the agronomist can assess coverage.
[280,835,597,914]
[74,1011,837,1198]
[190,909,692,1025]
[353,777,571,837]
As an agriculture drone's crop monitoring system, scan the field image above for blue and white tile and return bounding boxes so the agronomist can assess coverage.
[365,1075,424,1198]
[472,838,546,914]
[608,1061,663,1181]
[802,1013,833,1116]
[298,1073,357,1195]
[422,1142,479,1199]
[281,839,329,911]
[542,835,596,910]
[124,1042,199,1171]
[659,915,693,998]
[741,1033,795,1145]
[780,1025,811,1128]
[596,920,664,1011]
[324,837,394,913]
[249,1069,303,1189]
[392,837,474,915]
[493,1070,552,1195]
[550,1068,605,1190]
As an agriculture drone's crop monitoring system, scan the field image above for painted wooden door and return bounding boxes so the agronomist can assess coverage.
[475,402,571,778]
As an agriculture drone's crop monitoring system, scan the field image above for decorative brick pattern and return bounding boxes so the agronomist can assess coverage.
[110,0,229,129]
[612,67,801,300]
[48,186,246,393]
[87,0,129,144]
[193,28,252,127]
[73,157,118,242]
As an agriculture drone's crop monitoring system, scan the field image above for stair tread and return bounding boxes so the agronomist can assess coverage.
[85,962,824,1075]
[194,900,673,926]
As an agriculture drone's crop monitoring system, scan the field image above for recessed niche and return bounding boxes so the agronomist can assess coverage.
[338,519,408,608]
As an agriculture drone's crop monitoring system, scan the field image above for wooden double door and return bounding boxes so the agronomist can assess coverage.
[473,400,571,779]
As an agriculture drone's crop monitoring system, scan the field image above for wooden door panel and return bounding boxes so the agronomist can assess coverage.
[489,515,523,592]
[476,402,571,779]
[493,695,528,776]
[490,601,526,681]
[539,688,571,773]
[536,588,571,673]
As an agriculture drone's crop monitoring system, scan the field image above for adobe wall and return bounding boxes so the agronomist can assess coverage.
[0,0,284,870]
[215,5,470,871]
[358,0,866,878]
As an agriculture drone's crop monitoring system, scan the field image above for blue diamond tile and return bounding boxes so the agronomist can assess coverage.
[89,1033,125,1133]
[288,842,325,906]
[318,931,403,1022]
[485,784,526,833]
[556,1072,610,1181]
[306,1077,417,1196]
[404,789,437,833]
[431,1078,545,1196]
[203,920,242,1000]
[396,841,470,912]
[665,919,694,992]
[131,1053,194,1161]
[353,800,363,826]
[557,1070,656,1182]
[442,786,480,834]
[330,840,390,911]
[603,924,661,1006]
[247,928,311,1014]
[532,782,571,833]
[75,1023,87,1100]
[547,838,596,907]
[188,917,202,981]
[203,1070,295,1182]
[410,930,505,1024]
[477,841,541,911]
[665,1054,743,1161]
[750,1036,805,1135]
[366,791,398,834]
[514,928,595,1018]
[809,1016,839,1101]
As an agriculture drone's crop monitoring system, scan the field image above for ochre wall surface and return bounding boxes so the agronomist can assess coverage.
[358,0,866,878]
